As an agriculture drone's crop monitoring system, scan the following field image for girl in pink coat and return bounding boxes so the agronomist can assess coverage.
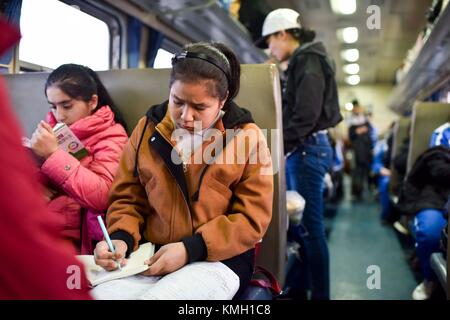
[30,64,128,254]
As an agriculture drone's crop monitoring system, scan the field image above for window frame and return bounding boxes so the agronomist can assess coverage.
[17,0,127,72]
[152,38,181,68]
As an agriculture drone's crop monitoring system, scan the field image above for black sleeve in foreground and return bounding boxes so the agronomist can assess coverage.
[110,230,135,258]
[181,233,207,263]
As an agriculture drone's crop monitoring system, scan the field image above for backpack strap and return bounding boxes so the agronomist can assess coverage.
[250,265,283,296]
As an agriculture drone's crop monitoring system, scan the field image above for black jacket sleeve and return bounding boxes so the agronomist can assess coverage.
[110,230,135,258]
[182,234,207,263]
[284,54,326,153]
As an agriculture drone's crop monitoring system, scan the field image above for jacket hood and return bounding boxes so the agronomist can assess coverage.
[146,100,254,129]
[408,146,450,186]
[397,146,450,217]
[295,41,327,56]
[292,41,336,74]
[46,106,117,140]
[132,100,255,177]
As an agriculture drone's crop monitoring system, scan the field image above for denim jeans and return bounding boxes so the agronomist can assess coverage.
[285,133,332,300]
[413,209,447,280]
[378,175,392,221]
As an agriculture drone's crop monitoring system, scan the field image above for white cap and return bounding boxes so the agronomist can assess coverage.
[262,8,302,37]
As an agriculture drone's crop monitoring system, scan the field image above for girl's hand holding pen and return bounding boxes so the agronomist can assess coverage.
[94,240,128,271]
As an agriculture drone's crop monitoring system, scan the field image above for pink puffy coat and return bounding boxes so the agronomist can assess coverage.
[39,106,128,254]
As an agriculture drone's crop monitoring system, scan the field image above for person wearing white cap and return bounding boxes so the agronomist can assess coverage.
[258,8,342,300]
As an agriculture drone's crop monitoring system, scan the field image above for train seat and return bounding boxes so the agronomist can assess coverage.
[389,116,410,197]
[430,252,447,295]
[407,102,449,295]
[407,102,450,173]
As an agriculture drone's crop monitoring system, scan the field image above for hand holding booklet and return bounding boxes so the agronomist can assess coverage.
[52,122,88,160]
[23,122,88,162]
[76,242,155,287]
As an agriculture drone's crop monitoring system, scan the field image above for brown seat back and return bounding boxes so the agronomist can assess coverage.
[407,102,450,173]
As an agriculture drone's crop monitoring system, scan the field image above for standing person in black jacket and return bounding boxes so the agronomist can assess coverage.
[257,8,342,300]
[348,100,373,200]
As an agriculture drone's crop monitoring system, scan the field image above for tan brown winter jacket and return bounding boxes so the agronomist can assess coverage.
[106,101,273,262]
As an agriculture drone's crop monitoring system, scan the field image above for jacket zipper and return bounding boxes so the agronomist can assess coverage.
[155,127,194,231]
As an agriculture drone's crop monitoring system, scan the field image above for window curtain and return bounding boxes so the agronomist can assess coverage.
[426,90,441,102]
[0,0,22,72]
[147,28,164,67]
[127,17,164,69]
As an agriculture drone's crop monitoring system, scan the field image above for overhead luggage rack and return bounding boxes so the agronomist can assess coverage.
[388,3,450,114]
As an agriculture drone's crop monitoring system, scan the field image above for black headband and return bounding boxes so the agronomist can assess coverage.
[171,51,230,85]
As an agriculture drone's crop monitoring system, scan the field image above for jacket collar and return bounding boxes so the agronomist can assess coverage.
[46,106,116,140]
[146,100,254,130]
[293,41,326,58]
[291,41,336,74]
[136,100,255,204]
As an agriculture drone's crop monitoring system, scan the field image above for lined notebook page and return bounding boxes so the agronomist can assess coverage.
[90,261,239,300]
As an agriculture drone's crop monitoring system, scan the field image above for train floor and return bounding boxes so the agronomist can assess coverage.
[327,177,420,300]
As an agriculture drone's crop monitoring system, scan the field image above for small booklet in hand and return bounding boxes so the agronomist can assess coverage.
[76,242,155,287]
[22,122,88,161]
[52,123,88,160]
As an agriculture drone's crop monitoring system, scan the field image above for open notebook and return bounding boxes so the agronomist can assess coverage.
[76,242,155,287]
[89,261,240,300]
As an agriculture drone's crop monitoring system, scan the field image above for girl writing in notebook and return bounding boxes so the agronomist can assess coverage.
[93,42,273,299]
[30,64,128,254]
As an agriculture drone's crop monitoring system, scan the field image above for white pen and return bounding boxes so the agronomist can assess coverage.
[97,215,122,270]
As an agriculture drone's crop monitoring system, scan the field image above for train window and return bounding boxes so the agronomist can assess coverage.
[19,0,110,71]
[153,48,174,69]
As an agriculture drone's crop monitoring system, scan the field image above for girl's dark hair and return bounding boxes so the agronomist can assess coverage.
[169,42,241,108]
[286,28,316,43]
[44,64,127,131]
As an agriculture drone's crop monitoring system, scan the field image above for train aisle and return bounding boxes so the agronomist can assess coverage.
[328,180,418,299]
